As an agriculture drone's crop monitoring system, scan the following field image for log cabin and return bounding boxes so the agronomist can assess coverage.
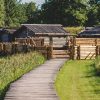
[14,24,70,47]
[78,26,100,38]
[0,28,16,42]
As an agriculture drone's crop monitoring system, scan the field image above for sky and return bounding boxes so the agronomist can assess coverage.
[22,0,45,5]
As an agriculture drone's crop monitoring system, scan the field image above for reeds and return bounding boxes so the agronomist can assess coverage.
[0,52,45,100]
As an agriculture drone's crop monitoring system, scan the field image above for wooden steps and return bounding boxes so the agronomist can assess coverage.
[52,50,69,58]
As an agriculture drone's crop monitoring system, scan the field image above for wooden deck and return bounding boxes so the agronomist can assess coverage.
[4,59,66,100]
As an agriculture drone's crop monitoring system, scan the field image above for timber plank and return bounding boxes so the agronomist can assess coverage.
[4,59,66,100]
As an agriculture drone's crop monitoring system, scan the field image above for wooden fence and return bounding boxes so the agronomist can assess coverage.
[73,38,100,46]
[52,47,69,58]
[0,42,53,59]
[15,38,44,46]
[70,38,100,60]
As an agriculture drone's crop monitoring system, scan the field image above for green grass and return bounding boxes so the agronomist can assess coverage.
[95,56,100,75]
[55,60,100,100]
[0,52,45,100]
[64,27,83,35]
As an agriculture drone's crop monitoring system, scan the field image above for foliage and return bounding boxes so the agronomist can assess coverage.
[26,2,36,23]
[0,0,5,27]
[64,27,84,35]
[41,0,88,26]
[16,3,28,24]
[0,0,100,27]
[4,0,19,27]
[0,52,45,100]
[55,60,100,100]
[95,56,100,74]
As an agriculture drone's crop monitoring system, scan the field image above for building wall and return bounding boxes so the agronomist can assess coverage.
[43,37,66,47]
[14,27,36,38]
[0,33,12,42]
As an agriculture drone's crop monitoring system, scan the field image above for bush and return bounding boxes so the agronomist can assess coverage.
[64,27,84,35]
[0,52,45,100]
[95,56,100,75]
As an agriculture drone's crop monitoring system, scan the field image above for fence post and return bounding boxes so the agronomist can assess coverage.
[96,46,100,56]
[47,45,53,59]
[95,38,97,46]
[70,45,74,60]
[77,46,80,60]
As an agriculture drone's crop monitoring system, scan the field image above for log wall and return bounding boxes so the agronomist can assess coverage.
[71,38,100,60]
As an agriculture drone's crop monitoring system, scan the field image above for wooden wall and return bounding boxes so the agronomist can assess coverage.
[71,38,100,60]
[43,37,67,47]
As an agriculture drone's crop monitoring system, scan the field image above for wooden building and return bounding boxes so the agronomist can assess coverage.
[13,24,71,58]
[14,24,70,47]
[78,26,100,38]
[0,28,16,42]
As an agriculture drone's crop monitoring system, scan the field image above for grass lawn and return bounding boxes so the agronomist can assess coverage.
[55,60,100,100]
[0,52,45,100]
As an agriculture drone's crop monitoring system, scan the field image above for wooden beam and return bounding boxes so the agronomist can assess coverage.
[49,37,53,46]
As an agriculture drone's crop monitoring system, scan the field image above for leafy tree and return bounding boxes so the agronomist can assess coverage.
[0,0,5,27]
[86,0,100,26]
[4,0,19,27]
[86,6,98,26]
[41,0,88,26]
[26,2,36,23]
[16,3,28,24]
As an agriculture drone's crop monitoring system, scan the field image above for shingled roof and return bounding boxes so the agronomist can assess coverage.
[21,24,68,34]
[78,26,100,37]
[0,28,16,34]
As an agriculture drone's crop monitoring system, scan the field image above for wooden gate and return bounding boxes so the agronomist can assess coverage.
[48,36,70,59]
[52,47,69,58]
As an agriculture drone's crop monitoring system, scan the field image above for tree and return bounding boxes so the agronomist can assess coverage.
[85,6,98,26]
[16,3,28,24]
[0,0,5,27]
[26,2,36,23]
[86,0,100,26]
[4,0,20,27]
[41,0,88,26]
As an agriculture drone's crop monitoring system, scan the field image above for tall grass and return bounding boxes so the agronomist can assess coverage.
[0,52,45,100]
[64,27,83,35]
[95,56,100,75]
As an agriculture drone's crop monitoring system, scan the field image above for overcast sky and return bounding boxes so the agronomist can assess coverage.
[22,0,44,5]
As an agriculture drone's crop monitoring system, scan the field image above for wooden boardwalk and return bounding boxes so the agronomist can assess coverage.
[4,59,66,100]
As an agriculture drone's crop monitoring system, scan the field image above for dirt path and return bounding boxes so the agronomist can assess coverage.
[4,59,66,100]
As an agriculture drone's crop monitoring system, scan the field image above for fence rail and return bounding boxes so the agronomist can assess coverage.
[0,42,52,59]
[15,38,44,46]
[71,38,100,60]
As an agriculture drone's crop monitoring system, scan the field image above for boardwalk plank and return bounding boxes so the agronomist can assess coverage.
[4,59,66,100]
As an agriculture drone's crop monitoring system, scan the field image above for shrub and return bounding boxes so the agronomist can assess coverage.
[0,52,45,100]
[64,27,84,35]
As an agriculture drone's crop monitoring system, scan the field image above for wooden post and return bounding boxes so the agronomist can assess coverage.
[77,46,80,60]
[73,37,76,46]
[47,45,53,59]
[72,37,76,60]
[95,38,97,46]
[96,46,100,56]
[49,37,53,46]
